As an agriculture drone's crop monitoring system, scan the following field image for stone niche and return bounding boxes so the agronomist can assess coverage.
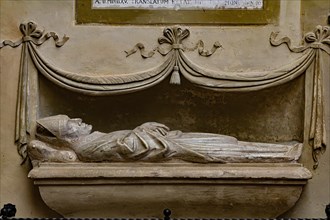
[38,74,305,143]
[5,20,326,219]
[27,73,311,218]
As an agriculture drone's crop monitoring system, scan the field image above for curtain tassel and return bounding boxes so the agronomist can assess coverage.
[170,66,181,85]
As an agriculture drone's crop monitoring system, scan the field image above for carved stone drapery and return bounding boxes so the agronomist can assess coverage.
[1,22,69,160]
[125,27,222,84]
[1,22,329,167]
[270,25,329,168]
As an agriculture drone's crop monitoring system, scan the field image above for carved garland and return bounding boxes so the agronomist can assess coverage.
[1,22,329,168]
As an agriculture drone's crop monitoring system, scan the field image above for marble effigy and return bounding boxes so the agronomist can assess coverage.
[28,114,302,164]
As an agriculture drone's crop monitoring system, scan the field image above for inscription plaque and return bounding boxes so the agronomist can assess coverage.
[92,0,263,10]
[76,0,279,25]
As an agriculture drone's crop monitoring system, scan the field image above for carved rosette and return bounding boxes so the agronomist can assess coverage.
[270,25,330,168]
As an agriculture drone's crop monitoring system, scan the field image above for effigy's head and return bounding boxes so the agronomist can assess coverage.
[37,115,92,139]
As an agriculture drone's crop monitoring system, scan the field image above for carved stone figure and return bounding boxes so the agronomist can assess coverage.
[28,115,302,164]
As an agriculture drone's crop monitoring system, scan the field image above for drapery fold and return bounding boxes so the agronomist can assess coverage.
[1,22,329,167]
[178,49,315,91]
[28,39,315,93]
[310,50,326,169]
[15,43,29,159]
[269,25,329,168]
[28,44,175,95]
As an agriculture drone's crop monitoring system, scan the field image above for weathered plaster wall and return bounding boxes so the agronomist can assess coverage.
[281,0,330,217]
[0,0,329,218]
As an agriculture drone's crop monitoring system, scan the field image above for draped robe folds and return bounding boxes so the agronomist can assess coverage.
[29,121,302,163]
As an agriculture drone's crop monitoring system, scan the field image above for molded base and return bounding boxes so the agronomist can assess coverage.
[29,163,312,218]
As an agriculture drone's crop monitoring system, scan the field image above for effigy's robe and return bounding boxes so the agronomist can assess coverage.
[67,125,301,163]
[28,117,302,164]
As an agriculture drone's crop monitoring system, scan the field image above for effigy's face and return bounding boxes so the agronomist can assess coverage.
[66,118,92,138]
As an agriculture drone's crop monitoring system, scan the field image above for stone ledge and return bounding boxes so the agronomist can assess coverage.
[29,163,312,218]
[29,162,312,180]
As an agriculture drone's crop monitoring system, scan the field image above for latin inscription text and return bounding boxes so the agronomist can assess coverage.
[92,0,263,10]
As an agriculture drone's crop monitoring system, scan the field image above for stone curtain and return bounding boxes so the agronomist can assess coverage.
[1,22,329,167]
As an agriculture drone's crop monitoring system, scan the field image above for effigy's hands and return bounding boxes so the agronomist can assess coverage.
[140,122,170,136]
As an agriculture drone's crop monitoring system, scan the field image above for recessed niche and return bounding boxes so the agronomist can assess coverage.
[38,73,304,143]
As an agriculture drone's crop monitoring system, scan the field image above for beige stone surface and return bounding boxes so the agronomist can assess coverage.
[29,163,311,218]
[0,0,329,218]
[281,0,330,218]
